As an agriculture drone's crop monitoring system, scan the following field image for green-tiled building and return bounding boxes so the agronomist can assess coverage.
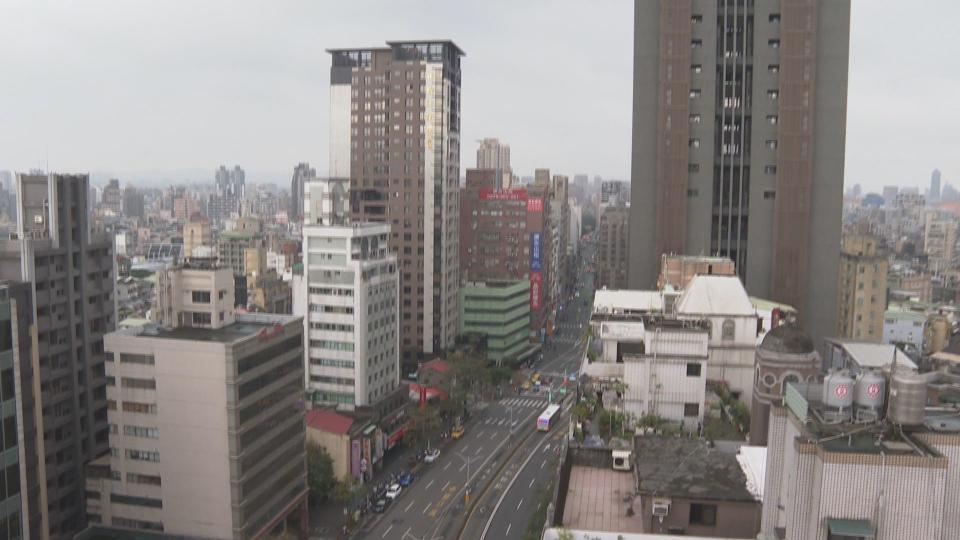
[459,281,533,364]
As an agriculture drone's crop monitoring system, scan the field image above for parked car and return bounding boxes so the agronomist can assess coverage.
[424,448,441,463]
[385,483,402,500]
[373,498,388,513]
[451,425,465,440]
[399,472,414,487]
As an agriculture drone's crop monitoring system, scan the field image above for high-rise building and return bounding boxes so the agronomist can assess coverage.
[0,173,115,538]
[303,178,350,226]
[182,216,213,258]
[210,165,245,225]
[0,281,43,539]
[923,210,957,272]
[459,169,552,338]
[930,168,942,201]
[628,1,851,346]
[290,163,316,222]
[101,179,122,215]
[882,185,899,205]
[293,222,399,406]
[476,138,512,189]
[85,263,306,538]
[122,186,144,219]
[597,205,630,290]
[328,41,463,370]
[836,235,887,342]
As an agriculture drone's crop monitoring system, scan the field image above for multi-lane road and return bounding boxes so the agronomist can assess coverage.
[353,240,595,540]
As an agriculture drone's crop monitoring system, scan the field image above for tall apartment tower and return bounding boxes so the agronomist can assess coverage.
[930,168,942,201]
[0,173,115,538]
[597,205,630,290]
[836,235,887,342]
[328,41,463,371]
[476,138,512,189]
[628,1,851,345]
[290,162,317,222]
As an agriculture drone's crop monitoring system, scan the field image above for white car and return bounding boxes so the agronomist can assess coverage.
[385,483,402,500]
[424,448,441,463]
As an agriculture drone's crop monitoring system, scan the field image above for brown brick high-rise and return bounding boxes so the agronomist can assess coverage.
[328,41,463,372]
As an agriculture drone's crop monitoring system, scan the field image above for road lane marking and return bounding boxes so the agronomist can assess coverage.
[404,500,415,512]
[404,527,411,538]
[426,479,435,490]
[441,480,450,491]
[517,498,524,511]
[382,524,393,538]
[459,463,467,472]
[506,523,512,536]
[477,430,486,438]
[423,502,432,515]
[529,478,535,488]
[475,445,483,455]
[461,444,469,453]
[490,431,498,440]
[443,462,451,471]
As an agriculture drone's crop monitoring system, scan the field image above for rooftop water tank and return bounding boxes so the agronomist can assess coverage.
[854,370,886,423]
[888,370,927,426]
[821,370,854,423]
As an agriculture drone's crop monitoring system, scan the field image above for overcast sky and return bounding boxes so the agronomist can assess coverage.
[1,0,958,192]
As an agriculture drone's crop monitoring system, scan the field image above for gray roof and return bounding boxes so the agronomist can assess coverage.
[635,437,755,502]
[759,324,815,354]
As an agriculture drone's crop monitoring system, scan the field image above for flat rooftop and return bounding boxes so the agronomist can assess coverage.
[118,314,299,344]
[562,466,643,533]
[635,437,756,502]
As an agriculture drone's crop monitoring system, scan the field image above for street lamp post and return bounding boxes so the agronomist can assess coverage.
[454,450,473,504]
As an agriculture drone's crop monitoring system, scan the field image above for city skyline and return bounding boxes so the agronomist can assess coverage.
[2,0,959,190]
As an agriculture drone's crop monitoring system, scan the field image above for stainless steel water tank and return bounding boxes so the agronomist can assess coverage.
[889,370,927,426]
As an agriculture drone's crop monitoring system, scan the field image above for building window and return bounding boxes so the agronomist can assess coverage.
[191,291,211,304]
[689,139,700,149]
[683,403,700,417]
[687,189,699,198]
[689,89,701,99]
[690,114,701,123]
[691,39,702,48]
[689,163,700,173]
[191,312,212,326]
[769,39,780,48]
[767,90,779,99]
[121,377,156,390]
[125,449,160,462]
[691,14,702,23]
[119,353,155,365]
[764,190,776,200]
[689,503,717,526]
[768,64,780,74]
[766,140,778,150]
[721,319,735,340]
[686,363,702,377]
[769,13,781,23]
[692,64,702,74]
[767,115,778,125]
[765,165,777,175]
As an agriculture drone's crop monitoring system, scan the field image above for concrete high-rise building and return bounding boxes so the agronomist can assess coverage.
[85,264,306,538]
[328,41,463,370]
[210,165,245,225]
[290,162,316,222]
[628,1,851,346]
[303,177,350,226]
[923,210,957,272]
[0,173,115,538]
[293,223,398,406]
[182,216,213,258]
[476,138,512,189]
[597,205,630,290]
[930,169,942,201]
[122,186,144,219]
[0,281,44,539]
[101,179,122,215]
[836,235,887,342]
[882,185,899,205]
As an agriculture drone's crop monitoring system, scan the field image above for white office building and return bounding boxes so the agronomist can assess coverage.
[293,223,399,408]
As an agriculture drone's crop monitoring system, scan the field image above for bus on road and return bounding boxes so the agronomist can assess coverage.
[536,404,561,432]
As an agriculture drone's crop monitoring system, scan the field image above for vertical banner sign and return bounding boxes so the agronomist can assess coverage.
[351,439,362,480]
[530,232,543,271]
[530,271,543,310]
[526,197,543,213]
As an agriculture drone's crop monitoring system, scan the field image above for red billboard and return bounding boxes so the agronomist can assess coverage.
[530,271,543,311]
[526,197,543,213]
[479,188,527,201]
